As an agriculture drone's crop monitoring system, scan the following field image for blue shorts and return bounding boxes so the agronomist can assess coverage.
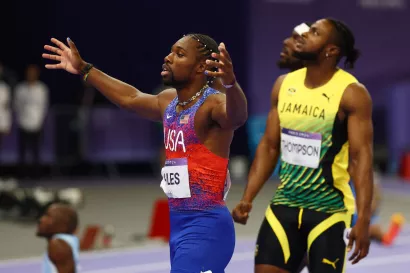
[349,181,378,227]
[169,206,235,273]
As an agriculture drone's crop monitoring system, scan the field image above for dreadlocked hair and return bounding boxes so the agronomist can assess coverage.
[326,18,361,69]
[185,33,220,85]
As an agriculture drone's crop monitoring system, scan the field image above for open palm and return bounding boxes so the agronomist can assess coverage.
[42,38,85,75]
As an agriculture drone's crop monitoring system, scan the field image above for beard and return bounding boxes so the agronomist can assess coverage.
[162,71,176,86]
[292,50,319,61]
[276,58,303,70]
[292,44,326,62]
[161,72,188,89]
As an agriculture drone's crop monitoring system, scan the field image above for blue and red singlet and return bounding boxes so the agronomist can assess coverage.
[161,87,235,273]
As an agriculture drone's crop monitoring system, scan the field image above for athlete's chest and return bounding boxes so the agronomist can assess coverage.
[163,103,212,153]
[278,89,341,124]
[278,88,342,169]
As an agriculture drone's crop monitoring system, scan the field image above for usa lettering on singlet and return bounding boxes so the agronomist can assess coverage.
[280,127,322,169]
[160,126,231,200]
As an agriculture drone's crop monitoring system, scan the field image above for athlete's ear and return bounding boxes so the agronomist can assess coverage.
[326,44,340,59]
[197,60,207,74]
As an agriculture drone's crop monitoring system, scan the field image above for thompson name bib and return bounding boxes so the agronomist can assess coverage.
[160,158,191,198]
[281,128,322,169]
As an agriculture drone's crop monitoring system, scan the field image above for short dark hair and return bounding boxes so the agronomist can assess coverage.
[56,204,78,234]
[326,18,360,69]
[186,33,219,85]
[66,208,78,233]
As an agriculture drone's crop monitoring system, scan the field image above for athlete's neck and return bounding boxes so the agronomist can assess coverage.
[176,80,207,106]
[304,62,338,89]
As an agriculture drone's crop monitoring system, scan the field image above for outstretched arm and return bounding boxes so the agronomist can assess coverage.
[232,75,285,224]
[43,38,168,121]
[83,67,172,121]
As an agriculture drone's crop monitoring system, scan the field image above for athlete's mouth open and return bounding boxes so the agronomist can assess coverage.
[161,64,171,76]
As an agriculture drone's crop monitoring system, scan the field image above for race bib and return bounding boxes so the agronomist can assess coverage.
[281,128,322,169]
[160,158,191,198]
[223,170,232,201]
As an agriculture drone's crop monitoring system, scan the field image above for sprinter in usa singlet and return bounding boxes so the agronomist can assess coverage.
[42,30,247,273]
[161,86,235,273]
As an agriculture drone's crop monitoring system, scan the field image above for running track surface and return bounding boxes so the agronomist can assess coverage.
[1,229,410,273]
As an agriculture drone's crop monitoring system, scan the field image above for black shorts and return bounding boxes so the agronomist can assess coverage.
[255,204,352,273]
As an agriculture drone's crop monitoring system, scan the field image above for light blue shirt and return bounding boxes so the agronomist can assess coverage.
[42,234,80,273]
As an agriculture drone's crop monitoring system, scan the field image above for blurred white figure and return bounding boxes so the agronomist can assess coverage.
[229,156,248,180]
[14,64,49,180]
[0,80,11,180]
[57,188,83,208]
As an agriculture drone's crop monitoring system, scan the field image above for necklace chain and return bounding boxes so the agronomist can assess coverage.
[177,84,209,106]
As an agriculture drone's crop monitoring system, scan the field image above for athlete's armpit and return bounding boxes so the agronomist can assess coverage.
[343,82,374,220]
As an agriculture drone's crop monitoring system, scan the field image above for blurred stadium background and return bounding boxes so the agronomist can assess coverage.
[1,0,410,272]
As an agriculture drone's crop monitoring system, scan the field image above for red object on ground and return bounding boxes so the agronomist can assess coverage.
[148,198,170,242]
[399,152,410,181]
[80,225,101,250]
[382,213,405,246]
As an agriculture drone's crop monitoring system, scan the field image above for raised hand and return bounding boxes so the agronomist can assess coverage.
[42,38,86,75]
[205,43,236,86]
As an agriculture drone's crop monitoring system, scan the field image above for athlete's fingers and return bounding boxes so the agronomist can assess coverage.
[204,70,224,77]
[45,64,63,70]
[352,249,364,264]
[42,53,61,62]
[349,241,360,262]
[232,207,249,225]
[232,208,245,222]
[51,38,69,51]
[67,37,79,53]
[206,59,223,69]
[218,43,232,62]
[238,216,248,225]
[352,243,369,264]
[347,233,354,252]
[240,202,251,214]
[211,52,232,69]
[44,45,63,56]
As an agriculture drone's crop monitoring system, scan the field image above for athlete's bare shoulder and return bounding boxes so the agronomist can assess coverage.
[270,74,287,104]
[206,91,226,105]
[158,88,177,101]
[341,82,372,113]
[157,88,177,111]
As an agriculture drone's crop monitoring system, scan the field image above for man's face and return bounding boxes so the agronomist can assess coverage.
[161,36,205,87]
[277,23,310,70]
[277,30,305,70]
[36,205,59,237]
[292,19,334,62]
